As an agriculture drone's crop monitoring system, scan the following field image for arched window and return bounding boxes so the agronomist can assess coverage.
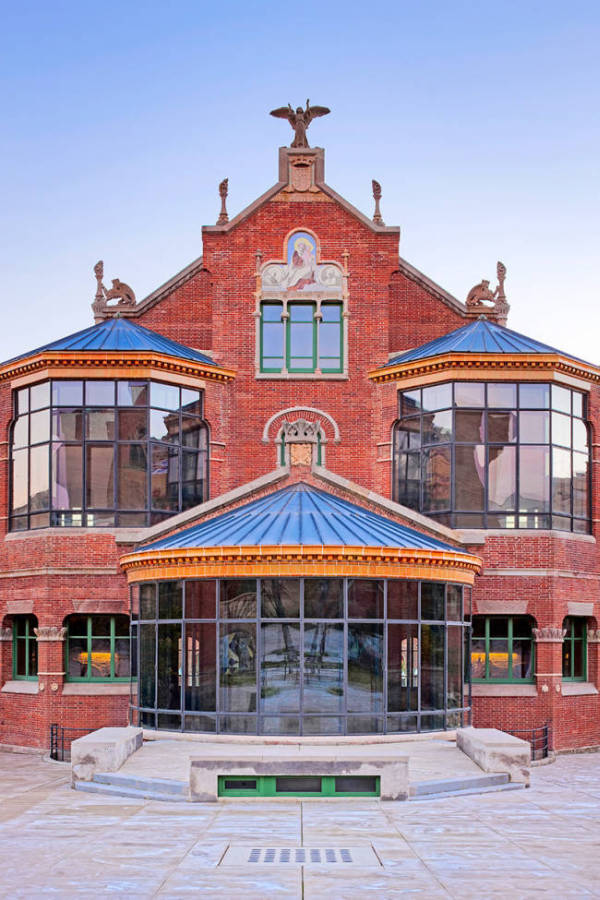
[393,381,590,531]
[65,615,130,682]
[10,379,209,530]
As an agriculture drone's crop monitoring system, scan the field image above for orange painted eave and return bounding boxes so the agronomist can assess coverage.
[0,350,236,383]
[368,352,600,384]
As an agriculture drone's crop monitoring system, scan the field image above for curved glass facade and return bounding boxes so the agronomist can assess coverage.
[131,577,470,735]
[393,381,590,531]
[10,379,208,530]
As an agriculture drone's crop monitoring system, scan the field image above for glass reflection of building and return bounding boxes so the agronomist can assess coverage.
[131,577,470,735]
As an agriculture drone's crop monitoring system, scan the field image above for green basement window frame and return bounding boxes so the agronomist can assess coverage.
[13,615,38,680]
[260,302,343,374]
[65,614,131,682]
[218,774,380,798]
[562,616,587,681]
[471,615,535,683]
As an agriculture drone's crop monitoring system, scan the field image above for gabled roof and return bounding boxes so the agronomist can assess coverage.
[386,318,572,367]
[142,482,466,553]
[2,316,216,368]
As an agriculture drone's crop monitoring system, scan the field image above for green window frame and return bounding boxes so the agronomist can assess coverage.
[13,615,38,680]
[562,616,587,681]
[260,302,343,374]
[218,774,380,798]
[65,615,130,682]
[471,615,535,683]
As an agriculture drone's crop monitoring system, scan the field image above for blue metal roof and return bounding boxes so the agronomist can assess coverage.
[386,318,583,367]
[2,317,217,368]
[143,482,465,553]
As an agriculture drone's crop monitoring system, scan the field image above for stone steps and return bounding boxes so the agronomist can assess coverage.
[409,772,525,801]
[74,771,188,802]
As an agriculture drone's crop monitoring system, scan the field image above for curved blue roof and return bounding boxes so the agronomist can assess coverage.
[386,319,585,367]
[142,482,466,554]
[2,317,216,368]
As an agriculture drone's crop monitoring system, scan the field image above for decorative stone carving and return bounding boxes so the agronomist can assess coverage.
[587,629,600,643]
[287,156,317,193]
[0,626,12,642]
[34,626,67,642]
[281,419,321,444]
[269,100,331,148]
[290,443,313,466]
[533,627,567,643]
[217,178,229,224]
[372,180,384,225]
[92,260,136,319]
[465,261,510,325]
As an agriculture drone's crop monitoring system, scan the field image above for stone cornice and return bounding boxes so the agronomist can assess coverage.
[120,544,482,585]
[0,351,235,385]
[368,352,600,386]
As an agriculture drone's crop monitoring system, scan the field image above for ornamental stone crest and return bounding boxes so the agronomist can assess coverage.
[92,261,136,320]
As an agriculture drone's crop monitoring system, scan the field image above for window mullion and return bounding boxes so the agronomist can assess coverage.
[87,616,92,681]
[484,617,490,680]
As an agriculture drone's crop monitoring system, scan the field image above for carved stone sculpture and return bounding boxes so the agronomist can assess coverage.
[92,261,136,319]
[465,261,509,324]
[281,419,321,443]
[217,178,229,225]
[34,626,67,642]
[532,627,567,643]
[270,100,330,148]
[466,279,497,309]
[372,180,384,225]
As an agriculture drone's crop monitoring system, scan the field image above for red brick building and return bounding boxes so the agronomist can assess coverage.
[1,131,598,753]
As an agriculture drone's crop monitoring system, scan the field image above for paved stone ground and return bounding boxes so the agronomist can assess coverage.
[0,750,599,897]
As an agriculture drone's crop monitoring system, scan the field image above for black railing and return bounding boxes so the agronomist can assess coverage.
[49,724,100,762]
[503,723,551,761]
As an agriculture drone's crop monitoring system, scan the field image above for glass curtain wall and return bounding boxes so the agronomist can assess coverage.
[10,379,208,529]
[131,577,470,735]
[393,381,589,532]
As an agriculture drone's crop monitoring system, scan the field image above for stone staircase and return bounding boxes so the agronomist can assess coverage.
[75,771,188,802]
[409,772,524,801]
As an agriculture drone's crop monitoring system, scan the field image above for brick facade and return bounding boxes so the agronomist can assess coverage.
[1,145,598,752]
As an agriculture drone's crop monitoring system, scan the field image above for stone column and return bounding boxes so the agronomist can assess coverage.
[34,626,67,697]
[0,626,13,685]
[533,626,566,738]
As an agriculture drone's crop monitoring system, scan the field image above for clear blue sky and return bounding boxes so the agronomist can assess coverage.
[2,1,599,362]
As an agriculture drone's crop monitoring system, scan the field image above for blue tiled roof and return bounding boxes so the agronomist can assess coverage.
[2,317,216,368]
[386,319,582,367]
[143,482,465,553]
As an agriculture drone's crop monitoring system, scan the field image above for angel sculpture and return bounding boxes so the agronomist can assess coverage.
[269,99,331,148]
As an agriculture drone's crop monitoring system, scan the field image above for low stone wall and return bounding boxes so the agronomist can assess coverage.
[457,727,531,785]
[71,727,143,784]
[189,754,409,802]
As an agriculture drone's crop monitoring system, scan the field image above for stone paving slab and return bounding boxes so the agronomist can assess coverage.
[0,749,599,897]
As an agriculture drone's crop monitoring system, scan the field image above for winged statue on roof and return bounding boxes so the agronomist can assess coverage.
[269,99,331,148]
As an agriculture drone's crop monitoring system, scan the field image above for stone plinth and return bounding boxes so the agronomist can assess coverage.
[71,726,143,784]
[457,726,531,785]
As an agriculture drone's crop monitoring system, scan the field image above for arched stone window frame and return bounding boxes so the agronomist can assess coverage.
[262,407,341,468]
[253,228,350,380]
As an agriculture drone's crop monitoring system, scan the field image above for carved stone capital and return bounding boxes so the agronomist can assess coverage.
[533,627,567,643]
[0,626,12,642]
[34,626,67,642]
[281,418,321,444]
[587,629,600,643]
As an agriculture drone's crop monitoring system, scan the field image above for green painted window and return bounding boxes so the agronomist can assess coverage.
[65,615,130,682]
[13,615,38,680]
[260,302,342,374]
[471,615,534,682]
[562,617,586,681]
[218,774,379,797]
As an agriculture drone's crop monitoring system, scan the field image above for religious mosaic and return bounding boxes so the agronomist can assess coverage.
[261,231,342,292]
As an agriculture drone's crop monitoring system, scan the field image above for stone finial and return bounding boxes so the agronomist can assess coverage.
[532,627,567,643]
[34,626,67,642]
[465,261,509,325]
[92,262,136,321]
[269,99,330,148]
[372,180,384,225]
[217,178,229,225]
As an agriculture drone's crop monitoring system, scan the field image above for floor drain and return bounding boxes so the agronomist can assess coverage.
[221,845,380,867]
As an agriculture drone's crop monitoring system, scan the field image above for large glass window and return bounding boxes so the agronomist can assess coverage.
[394,382,590,532]
[65,615,130,681]
[471,616,534,682]
[10,379,208,529]
[12,615,38,680]
[131,577,469,735]
[562,617,586,681]
[260,302,343,374]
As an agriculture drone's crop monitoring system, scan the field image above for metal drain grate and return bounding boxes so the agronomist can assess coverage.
[221,845,380,867]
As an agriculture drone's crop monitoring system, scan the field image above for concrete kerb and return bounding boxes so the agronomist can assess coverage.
[457,726,531,785]
[71,726,143,784]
